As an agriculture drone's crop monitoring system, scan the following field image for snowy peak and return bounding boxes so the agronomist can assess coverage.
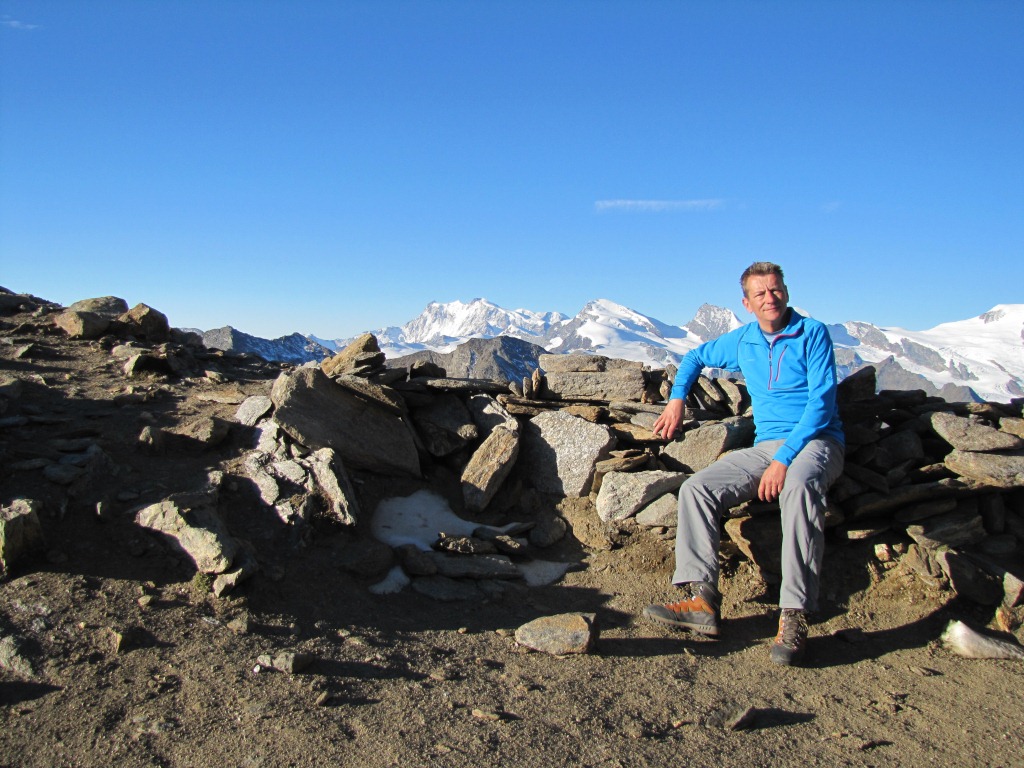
[542,299,696,366]
[377,298,567,351]
[685,303,744,342]
[827,304,1024,403]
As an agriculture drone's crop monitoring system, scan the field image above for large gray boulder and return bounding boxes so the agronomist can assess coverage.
[67,296,129,318]
[53,310,109,340]
[271,367,421,477]
[661,417,755,473]
[118,303,170,342]
[134,474,238,574]
[595,470,686,522]
[519,411,615,497]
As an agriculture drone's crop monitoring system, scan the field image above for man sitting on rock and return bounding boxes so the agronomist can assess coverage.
[645,261,845,666]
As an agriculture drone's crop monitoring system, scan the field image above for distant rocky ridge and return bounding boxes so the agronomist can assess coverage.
[208,298,1024,404]
[387,336,548,384]
[201,326,333,365]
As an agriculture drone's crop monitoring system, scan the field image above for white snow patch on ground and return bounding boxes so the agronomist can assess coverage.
[370,489,571,588]
[368,566,411,595]
[371,490,481,550]
[518,560,572,587]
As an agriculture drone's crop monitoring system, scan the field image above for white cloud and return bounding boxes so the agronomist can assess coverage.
[2,16,40,31]
[594,199,725,213]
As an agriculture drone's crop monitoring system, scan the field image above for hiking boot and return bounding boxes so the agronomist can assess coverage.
[643,582,720,636]
[770,608,808,666]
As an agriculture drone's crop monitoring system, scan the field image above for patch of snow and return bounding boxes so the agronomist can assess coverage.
[368,566,411,595]
[370,490,519,550]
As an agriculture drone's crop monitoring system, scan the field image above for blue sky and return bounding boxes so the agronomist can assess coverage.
[2,1,1021,340]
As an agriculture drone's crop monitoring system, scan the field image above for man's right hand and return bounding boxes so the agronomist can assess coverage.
[651,399,686,439]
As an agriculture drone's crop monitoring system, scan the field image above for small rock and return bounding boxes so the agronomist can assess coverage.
[42,464,84,485]
[236,395,274,427]
[514,613,598,655]
[0,635,35,677]
[471,708,502,722]
[274,652,313,674]
[433,533,497,555]
[724,706,758,731]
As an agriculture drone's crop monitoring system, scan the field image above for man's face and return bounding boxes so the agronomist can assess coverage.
[742,273,790,332]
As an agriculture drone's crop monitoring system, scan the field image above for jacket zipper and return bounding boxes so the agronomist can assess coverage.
[766,334,796,391]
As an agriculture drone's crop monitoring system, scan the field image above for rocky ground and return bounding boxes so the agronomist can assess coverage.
[1,293,1022,768]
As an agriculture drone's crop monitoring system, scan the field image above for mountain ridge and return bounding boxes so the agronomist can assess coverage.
[211,298,1024,403]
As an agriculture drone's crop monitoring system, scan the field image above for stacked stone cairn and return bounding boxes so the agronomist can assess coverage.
[4,290,1023,619]
[168,338,1024,610]
[276,339,1024,612]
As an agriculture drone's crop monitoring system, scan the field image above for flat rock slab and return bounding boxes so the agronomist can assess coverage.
[425,552,521,580]
[541,370,646,402]
[461,426,520,513]
[944,450,1024,488]
[931,412,1024,452]
[235,395,273,427]
[905,510,987,550]
[515,613,598,655]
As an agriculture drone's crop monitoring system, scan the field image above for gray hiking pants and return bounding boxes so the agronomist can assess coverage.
[672,437,845,612]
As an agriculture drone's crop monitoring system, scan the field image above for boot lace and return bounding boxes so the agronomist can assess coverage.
[775,609,807,649]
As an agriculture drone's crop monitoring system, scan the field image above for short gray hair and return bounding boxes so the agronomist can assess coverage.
[740,262,784,295]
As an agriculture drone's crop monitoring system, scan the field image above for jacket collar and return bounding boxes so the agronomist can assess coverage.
[741,308,804,343]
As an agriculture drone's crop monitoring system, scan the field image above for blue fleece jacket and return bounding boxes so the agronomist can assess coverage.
[670,309,844,466]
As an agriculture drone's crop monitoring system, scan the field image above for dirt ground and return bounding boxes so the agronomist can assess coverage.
[1,304,1022,768]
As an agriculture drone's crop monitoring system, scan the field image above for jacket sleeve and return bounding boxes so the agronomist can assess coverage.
[669,328,744,401]
[772,322,839,466]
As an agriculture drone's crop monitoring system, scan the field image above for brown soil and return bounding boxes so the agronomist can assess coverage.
[1,306,1022,768]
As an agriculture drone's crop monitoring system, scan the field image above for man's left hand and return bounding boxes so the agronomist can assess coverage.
[758,461,788,503]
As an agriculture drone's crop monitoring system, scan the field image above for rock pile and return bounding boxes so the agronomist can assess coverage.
[2,288,1022,624]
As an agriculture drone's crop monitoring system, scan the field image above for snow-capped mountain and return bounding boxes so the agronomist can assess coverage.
[211,299,1024,404]
[329,297,735,367]
[685,303,745,342]
[826,304,1024,403]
